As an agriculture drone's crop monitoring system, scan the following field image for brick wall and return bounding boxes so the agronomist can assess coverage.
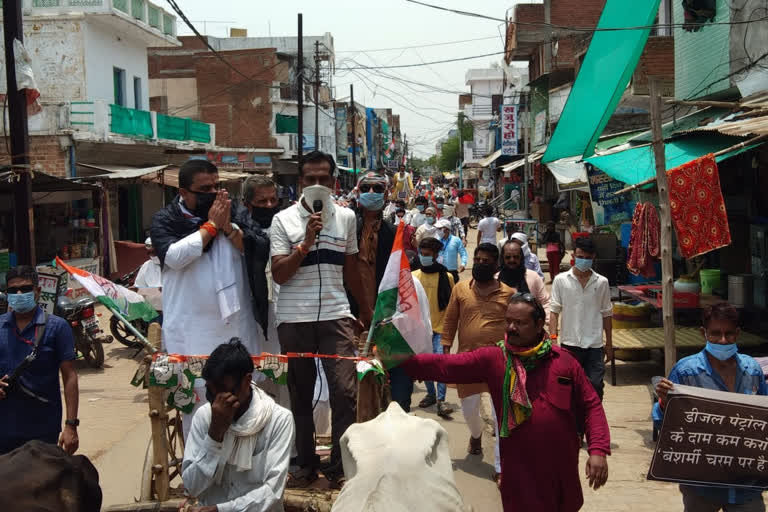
[515,3,544,23]
[149,40,279,149]
[195,49,276,148]
[633,36,675,95]
[551,0,606,27]
[0,135,69,178]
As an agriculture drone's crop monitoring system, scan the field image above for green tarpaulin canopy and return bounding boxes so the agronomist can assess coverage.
[542,0,661,163]
[584,134,762,185]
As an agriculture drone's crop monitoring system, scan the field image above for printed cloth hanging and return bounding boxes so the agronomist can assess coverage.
[627,202,660,277]
[667,154,731,259]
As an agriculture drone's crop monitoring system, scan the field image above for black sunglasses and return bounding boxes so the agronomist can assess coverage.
[7,285,35,294]
[359,184,386,193]
[510,292,546,320]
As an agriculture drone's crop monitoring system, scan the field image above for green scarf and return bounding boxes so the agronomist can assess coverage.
[497,337,552,437]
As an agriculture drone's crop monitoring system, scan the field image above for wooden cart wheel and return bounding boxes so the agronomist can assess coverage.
[139,437,154,502]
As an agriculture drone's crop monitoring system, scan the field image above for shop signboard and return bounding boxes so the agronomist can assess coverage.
[500,104,519,156]
[36,266,68,314]
[648,384,768,489]
[586,163,635,225]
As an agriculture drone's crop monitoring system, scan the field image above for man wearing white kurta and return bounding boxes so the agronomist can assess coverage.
[151,160,262,439]
[183,340,294,512]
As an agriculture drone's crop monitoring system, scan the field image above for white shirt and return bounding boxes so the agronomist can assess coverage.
[550,268,613,349]
[161,231,262,356]
[410,209,427,228]
[182,399,294,512]
[270,201,357,326]
[134,258,162,288]
[477,216,501,244]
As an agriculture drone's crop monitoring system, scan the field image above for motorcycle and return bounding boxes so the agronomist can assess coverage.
[109,265,155,349]
[55,295,112,368]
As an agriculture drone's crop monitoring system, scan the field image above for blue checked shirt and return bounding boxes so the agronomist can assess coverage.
[653,350,768,505]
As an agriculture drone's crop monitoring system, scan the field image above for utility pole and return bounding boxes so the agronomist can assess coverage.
[314,40,320,151]
[650,77,676,376]
[350,84,357,178]
[404,135,408,167]
[297,14,303,160]
[3,0,34,265]
[523,94,530,214]
[458,113,463,189]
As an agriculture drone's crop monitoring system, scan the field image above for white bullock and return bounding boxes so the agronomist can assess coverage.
[332,402,472,512]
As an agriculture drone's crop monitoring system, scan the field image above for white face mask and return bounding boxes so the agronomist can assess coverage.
[302,185,333,213]
[150,256,160,265]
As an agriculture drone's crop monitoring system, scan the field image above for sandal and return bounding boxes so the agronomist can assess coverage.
[468,435,482,455]
[321,462,346,490]
[437,401,454,419]
[419,394,437,408]
[286,466,318,489]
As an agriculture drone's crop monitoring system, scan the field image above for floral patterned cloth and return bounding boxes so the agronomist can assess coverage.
[668,154,731,259]
[627,202,660,277]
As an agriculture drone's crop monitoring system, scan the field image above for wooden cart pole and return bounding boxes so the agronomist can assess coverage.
[146,322,170,501]
[649,77,677,375]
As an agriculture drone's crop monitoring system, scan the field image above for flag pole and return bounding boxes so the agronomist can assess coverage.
[106,305,158,354]
[362,322,376,357]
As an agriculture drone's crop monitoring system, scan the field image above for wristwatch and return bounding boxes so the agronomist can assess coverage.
[65,418,80,428]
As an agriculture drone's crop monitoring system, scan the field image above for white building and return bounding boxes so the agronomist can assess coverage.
[462,67,505,164]
[0,0,222,255]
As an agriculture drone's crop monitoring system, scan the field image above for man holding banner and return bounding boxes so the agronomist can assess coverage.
[654,303,768,511]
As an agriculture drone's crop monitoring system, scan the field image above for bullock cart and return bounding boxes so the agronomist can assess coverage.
[104,324,388,512]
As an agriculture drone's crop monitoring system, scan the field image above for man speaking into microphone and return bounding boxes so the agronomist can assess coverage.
[270,151,368,488]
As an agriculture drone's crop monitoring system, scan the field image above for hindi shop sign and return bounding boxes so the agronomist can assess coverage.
[648,384,768,489]
[500,104,519,157]
[586,163,636,225]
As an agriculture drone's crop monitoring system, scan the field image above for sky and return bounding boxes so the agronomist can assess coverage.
[162,0,522,158]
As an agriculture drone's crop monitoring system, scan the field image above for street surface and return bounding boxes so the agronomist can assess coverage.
[71,228,758,510]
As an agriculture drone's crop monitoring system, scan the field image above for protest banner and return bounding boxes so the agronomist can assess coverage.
[648,384,768,489]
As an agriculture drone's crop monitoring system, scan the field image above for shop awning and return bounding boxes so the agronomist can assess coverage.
[151,168,252,188]
[541,0,661,163]
[584,133,763,186]
[76,164,170,181]
[476,149,502,168]
[500,149,545,173]
[544,156,589,188]
[0,170,99,193]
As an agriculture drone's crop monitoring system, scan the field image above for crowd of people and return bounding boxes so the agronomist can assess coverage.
[0,150,766,512]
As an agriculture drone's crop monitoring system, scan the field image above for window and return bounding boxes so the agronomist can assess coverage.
[133,77,142,110]
[113,67,126,106]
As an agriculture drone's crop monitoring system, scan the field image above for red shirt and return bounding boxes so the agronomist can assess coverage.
[402,344,610,512]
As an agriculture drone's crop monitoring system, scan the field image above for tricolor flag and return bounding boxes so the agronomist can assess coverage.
[367,222,431,368]
[55,257,158,322]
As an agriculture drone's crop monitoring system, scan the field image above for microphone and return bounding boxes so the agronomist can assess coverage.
[312,200,323,237]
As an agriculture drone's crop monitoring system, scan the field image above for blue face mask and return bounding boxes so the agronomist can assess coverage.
[417,205,425,212]
[358,192,385,211]
[574,257,593,272]
[425,216,435,225]
[8,291,37,314]
[419,254,434,267]
[705,341,738,361]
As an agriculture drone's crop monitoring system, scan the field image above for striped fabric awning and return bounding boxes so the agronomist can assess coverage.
[612,327,765,351]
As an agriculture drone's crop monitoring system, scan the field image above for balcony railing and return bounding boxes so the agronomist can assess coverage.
[24,0,176,38]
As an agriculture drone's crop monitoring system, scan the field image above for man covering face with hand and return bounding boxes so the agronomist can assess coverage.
[182,338,294,512]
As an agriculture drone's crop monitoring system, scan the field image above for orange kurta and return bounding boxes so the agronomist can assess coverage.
[440,279,516,397]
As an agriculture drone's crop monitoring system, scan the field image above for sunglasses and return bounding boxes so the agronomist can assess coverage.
[7,285,35,294]
[359,184,386,193]
[510,292,546,319]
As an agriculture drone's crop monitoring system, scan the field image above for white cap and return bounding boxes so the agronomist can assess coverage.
[435,218,451,229]
[144,237,152,246]
[511,232,528,245]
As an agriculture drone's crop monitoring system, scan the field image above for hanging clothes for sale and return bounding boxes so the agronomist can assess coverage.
[627,202,660,277]
[668,153,731,259]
